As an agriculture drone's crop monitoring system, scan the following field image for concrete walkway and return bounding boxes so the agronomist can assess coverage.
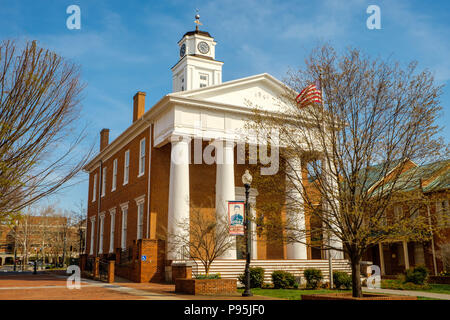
[362,287,450,300]
[52,274,186,300]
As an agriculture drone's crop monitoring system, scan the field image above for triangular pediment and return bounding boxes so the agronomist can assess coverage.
[170,73,294,113]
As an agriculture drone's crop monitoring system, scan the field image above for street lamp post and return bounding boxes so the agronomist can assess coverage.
[242,169,253,297]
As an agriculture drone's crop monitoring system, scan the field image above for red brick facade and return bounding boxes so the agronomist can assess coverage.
[86,126,150,256]
[85,116,291,264]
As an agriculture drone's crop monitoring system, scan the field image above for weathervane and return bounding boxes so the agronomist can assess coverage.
[194,9,202,31]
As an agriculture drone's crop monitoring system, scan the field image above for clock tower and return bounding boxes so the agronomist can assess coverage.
[171,14,223,92]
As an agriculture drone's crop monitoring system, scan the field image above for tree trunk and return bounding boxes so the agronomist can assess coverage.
[350,256,362,297]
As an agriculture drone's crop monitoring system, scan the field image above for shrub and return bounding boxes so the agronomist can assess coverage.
[333,271,352,289]
[405,265,429,285]
[304,268,323,289]
[271,270,296,289]
[195,273,221,279]
[320,282,330,289]
[238,267,265,288]
[261,282,272,289]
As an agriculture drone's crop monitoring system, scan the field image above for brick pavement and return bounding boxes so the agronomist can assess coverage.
[0,272,279,300]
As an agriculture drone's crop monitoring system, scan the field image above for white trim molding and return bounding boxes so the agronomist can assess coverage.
[109,208,116,253]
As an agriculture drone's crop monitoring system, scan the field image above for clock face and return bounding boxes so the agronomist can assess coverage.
[197,41,210,54]
[180,43,186,57]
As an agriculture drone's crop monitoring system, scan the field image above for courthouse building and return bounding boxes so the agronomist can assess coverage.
[83,22,349,282]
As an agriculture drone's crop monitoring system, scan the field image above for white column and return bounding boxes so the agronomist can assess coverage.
[215,140,236,259]
[285,157,308,259]
[402,241,410,270]
[167,137,190,261]
[378,242,385,275]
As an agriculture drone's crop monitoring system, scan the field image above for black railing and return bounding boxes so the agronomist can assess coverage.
[98,259,108,282]
[118,247,133,265]
[85,257,94,274]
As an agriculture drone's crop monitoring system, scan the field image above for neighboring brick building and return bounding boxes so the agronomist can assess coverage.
[362,159,450,275]
[0,215,84,266]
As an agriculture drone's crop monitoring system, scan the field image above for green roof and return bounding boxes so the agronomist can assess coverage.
[357,159,406,192]
[370,159,450,194]
[423,164,450,192]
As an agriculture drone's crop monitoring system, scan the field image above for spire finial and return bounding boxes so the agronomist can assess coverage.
[194,9,202,31]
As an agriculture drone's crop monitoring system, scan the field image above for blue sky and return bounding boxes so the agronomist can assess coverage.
[1,0,449,212]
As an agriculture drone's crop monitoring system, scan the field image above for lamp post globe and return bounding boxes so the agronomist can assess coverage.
[242,169,252,186]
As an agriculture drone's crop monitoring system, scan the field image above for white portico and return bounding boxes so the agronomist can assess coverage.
[156,21,314,261]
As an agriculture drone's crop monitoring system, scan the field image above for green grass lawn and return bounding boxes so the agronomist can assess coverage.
[417,296,444,300]
[423,284,450,295]
[237,288,350,300]
[238,285,450,300]
[381,280,450,295]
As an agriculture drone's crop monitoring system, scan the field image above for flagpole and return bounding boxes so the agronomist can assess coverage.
[319,67,334,290]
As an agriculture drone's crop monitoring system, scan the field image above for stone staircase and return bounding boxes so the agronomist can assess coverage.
[192,259,352,284]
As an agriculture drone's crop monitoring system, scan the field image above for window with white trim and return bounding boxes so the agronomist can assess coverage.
[112,159,117,191]
[139,138,145,176]
[137,202,144,240]
[98,214,105,254]
[437,200,450,227]
[109,209,116,253]
[101,167,106,197]
[124,150,130,185]
[89,218,95,255]
[92,174,97,202]
[410,206,419,219]
[394,205,403,222]
[121,206,128,249]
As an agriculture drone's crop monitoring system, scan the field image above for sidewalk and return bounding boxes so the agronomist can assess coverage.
[362,287,450,300]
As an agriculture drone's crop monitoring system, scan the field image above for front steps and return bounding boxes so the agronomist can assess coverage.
[190,259,352,284]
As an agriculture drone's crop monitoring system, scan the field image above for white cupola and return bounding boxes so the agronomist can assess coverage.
[171,14,223,92]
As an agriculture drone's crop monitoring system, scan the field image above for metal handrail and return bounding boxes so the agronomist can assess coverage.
[85,257,94,274]
[98,259,109,282]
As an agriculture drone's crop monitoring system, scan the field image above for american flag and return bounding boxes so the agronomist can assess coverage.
[295,80,322,107]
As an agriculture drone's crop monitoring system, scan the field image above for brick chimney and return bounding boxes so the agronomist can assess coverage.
[100,128,110,152]
[133,91,146,122]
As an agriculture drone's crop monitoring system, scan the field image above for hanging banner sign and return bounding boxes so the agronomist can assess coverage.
[228,200,245,235]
